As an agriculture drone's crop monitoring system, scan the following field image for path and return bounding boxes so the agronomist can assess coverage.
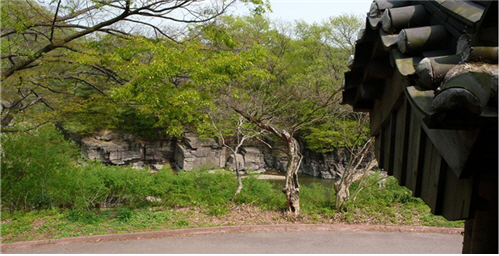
[2,225,463,254]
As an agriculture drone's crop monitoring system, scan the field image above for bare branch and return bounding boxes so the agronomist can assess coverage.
[123,18,178,42]
[56,0,123,22]
[30,81,70,95]
[63,76,106,95]
[49,0,62,42]
[30,90,54,111]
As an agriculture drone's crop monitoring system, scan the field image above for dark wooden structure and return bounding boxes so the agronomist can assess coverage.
[342,0,498,253]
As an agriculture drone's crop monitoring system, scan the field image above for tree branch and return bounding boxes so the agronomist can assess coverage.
[49,0,62,42]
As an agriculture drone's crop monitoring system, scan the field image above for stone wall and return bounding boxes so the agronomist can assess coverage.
[79,130,362,179]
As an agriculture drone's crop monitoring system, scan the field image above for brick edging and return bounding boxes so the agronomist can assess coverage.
[1,224,463,251]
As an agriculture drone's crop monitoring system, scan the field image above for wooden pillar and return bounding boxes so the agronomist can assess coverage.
[462,173,498,253]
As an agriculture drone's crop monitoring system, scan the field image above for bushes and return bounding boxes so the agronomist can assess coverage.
[71,163,154,209]
[0,123,157,211]
[0,125,239,213]
[0,125,462,230]
[148,169,237,214]
[350,175,423,208]
[1,125,80,211]
[235,175,285,210]
[300,183,334,214]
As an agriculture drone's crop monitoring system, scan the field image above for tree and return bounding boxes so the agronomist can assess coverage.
[196,16,353,214]
[324,14,364,55]
[1,0,268,132]
[330,113,376,211]
[206,109,266,198]
[1,0,268,80]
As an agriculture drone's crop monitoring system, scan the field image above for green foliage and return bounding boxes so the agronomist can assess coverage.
[191,15,361,163]
[65,210,103,225]
[173,219,190,227]
[235,175,285,210]
[1,124,80,211]
[1,167,464,243]
[300,184,334,214]
[303,117,369,153]
[106,37,213,137]
[350,175,421,208]
[2,126,460,226]
[116,208,133,223]
[0,125,239,212]
[72,162,155,209]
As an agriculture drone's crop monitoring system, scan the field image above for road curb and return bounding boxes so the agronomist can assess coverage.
[1,224,463,251]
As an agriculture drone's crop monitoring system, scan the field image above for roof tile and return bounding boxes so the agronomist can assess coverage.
[343,0,497,125]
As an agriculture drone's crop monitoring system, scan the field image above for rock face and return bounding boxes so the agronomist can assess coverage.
[226,153,245,171]
[240,147,266,173]
[299,148,355,179]
[174,134,226,171]
[80,130,369,179]
[81,130,175,169]
[300,150,334,179]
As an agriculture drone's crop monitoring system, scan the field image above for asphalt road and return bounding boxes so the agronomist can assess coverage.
[4,229,463,254]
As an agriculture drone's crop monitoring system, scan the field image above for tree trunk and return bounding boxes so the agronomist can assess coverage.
[234,164,243,198]
[282,137,301,215]
[233,150,243,199]
[334,178,350,211]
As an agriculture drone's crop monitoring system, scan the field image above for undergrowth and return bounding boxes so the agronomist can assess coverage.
[0,125,463,244]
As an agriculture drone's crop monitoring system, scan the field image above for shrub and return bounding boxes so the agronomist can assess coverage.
[73,163,154,209]
[65,210,103,224]
[149,169,237,213]
[235,175,285,210]
[300,183,334,214]
[116,208,133,223]
[173,219,189,227]
[1,125,80,211]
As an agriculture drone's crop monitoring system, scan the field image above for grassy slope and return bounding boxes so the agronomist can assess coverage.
[0,126,462,244]
[1,175,463,244]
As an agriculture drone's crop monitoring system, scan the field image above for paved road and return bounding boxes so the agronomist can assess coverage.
[4,230,463,254]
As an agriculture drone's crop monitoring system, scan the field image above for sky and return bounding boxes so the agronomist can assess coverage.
[230,0,373,24]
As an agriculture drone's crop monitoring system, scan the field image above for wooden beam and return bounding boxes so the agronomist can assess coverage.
[344,69,363,89]
[381,121,392,172]
[382,113,397,176]
[364,60,394,81]
[420,122,480,178]
[392,99,410,186]
[341,88,357,105]
[374,134,382,168]
[351,41,374,69]
[441,168,473,220]
[358,81,385,100]
[369,71,407,136]
[420,136,446,213]
[405,108,425,196]
[405,85,481,178]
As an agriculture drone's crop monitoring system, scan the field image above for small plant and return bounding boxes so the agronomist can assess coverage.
[116,208,133,223]
[66,210,83,222]
[65,210,102,224]
[173,219,189,227]
[207,205,230,216]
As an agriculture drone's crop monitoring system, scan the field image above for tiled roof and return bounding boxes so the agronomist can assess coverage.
[343,0,498,129]
[342,0,497,221]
